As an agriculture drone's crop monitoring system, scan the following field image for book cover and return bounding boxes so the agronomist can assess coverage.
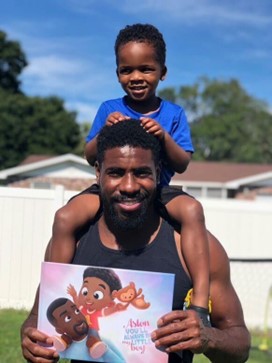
[38,262,175,363]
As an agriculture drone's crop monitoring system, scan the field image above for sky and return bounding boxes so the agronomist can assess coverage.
[1,0,271,123]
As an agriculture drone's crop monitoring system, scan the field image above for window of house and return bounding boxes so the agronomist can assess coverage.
[185,187,202,198]
[206,188,222,198]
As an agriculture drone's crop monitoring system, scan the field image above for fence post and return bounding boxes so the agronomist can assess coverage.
[54,185,65,211]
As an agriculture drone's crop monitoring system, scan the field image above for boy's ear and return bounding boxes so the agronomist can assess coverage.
[160,66,167,81]
[95,161,101,183]
[116,68,120,81]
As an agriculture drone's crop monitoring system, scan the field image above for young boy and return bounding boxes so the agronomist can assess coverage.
[48,24,210,325]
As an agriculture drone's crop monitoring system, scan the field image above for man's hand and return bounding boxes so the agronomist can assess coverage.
[106,112,130,125]
[140,117,165,141]
[151,309,209,354]
[21,314,59,363]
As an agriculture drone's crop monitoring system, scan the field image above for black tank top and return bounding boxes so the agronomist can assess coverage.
[72,219,193,363]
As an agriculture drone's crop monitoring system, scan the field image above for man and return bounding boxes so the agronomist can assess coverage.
[46,297,124,362]
[21,119,250,363]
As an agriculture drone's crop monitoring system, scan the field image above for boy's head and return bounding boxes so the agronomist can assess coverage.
[114,23,166,68]
[83,267,122,292]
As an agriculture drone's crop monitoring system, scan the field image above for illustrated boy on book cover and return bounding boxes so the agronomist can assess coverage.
[38,262,175,363]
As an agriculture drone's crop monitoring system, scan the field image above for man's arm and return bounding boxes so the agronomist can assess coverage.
[151,231,251,363]
[200,231,250,362]
[21,242,59,363]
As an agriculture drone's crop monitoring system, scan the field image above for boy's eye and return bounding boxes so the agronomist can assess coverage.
[119,67,131,75]
[141,67,153,73]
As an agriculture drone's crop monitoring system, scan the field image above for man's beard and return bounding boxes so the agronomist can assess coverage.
[102,192,151,231]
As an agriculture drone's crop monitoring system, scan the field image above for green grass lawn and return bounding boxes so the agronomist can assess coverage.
[1,308,271,363]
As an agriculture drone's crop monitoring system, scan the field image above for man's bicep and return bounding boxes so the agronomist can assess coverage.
[208,232,246,329]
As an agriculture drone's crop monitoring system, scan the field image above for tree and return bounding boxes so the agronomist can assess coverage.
[159,77,272,163]
[0,30,27,93]
[0,89,80,169]
[0,30,82,170]
[73,121,91,157]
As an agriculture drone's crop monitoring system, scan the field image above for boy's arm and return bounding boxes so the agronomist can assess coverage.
[140,116,192,173]
[84,136,98,166]
[84,112,129,166]
[21,243,59,362]
[162,131,192,173]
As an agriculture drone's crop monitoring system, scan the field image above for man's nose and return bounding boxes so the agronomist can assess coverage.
[119,173,139,194]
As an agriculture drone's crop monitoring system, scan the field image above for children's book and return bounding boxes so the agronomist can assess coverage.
[38,261,175,363]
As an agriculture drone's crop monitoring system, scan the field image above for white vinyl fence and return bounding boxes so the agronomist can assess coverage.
[0,186,271,329]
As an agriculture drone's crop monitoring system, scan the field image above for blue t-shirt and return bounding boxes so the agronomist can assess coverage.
[86,97,194,186]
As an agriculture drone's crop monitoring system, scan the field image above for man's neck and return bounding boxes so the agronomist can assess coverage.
[98,211,161,251]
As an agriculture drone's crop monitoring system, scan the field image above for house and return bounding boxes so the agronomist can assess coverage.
[172,161,272,200]
[0,154,96,191]
[1,154,272,200]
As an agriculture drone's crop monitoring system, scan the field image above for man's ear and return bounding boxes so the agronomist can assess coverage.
[95,161,101,184]
[160,66,167,81]
[156,165,161,185]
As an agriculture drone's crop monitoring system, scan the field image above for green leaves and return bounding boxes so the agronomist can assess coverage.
[0,30,82,170]
[159,77,272,163]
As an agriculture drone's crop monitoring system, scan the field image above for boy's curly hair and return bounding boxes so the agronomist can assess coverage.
[114,23,166,67]
[83,267,122,292]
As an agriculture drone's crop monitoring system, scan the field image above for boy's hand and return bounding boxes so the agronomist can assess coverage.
[106,112,130,126]
[140,117,165,141]
[67,284,77,299]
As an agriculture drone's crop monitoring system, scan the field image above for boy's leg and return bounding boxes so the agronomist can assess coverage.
[157,187,211,324]
[48,185,101,263]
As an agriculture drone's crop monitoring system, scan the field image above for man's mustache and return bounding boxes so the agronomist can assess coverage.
[112,192,148,203]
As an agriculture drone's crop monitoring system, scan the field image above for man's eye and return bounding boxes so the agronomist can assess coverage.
[135,170,151,178]
[64,315,71,322]
[108,172,121,177]
[107,169,123,177]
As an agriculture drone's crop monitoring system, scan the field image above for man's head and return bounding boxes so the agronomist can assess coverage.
[114,23,166,68]
[96,119,161,166]
[95,120,161,231]
[47,298,88,341]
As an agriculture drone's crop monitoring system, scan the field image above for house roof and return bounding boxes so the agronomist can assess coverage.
[172,161,272,188]
[0,153,95,180]
[19,154,54,165]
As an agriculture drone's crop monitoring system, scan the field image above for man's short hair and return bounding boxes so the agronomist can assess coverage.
[47,297,69,326]
[114,23,166,67]
[96,119,161,166]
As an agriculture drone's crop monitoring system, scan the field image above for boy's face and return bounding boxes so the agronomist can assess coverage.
[116,41,166,105]
[78,276,113,311]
